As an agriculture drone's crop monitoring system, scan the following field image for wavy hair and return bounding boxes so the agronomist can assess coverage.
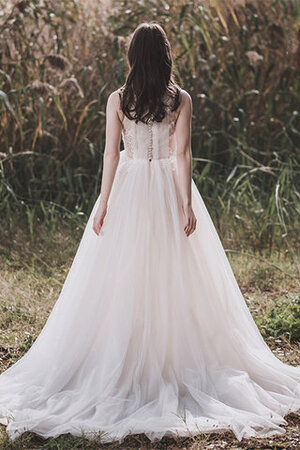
[119,22,181,124]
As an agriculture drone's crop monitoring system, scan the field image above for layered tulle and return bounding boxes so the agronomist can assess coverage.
[0,150,299,443]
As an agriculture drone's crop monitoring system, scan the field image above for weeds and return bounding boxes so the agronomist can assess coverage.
[255,294,300,342]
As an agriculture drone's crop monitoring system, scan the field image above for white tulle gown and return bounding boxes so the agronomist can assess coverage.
[0,94,299,444]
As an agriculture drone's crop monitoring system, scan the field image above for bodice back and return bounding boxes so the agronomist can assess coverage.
[119,91,180,162]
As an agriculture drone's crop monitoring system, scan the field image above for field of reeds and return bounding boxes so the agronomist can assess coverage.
[0,0,299,252]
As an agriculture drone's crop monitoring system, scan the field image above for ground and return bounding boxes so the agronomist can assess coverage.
[0,224,299,449]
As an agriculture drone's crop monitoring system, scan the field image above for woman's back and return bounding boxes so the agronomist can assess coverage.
[119,88,181,162]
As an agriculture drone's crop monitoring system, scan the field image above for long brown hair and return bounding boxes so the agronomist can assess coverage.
[119,22,181,124]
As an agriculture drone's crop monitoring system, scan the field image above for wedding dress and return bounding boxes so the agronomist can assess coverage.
[0,90,299,444]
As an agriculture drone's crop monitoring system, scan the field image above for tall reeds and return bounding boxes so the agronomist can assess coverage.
[0,0,299,251]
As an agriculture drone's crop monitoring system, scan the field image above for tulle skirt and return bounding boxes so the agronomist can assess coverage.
[0,150,299,443]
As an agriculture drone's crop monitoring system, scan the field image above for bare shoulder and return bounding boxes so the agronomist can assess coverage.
[179,89,192,109]
[106,89,124,122]
[176,89,192,121]
[107,89,121,106]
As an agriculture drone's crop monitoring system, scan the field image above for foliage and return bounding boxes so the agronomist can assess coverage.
[0,0,299,250]
[256,294,300,342]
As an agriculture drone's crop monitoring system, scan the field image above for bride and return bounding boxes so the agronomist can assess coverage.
[0,22,299,444]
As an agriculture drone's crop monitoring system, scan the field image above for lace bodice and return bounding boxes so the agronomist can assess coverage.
[119,89,180,162]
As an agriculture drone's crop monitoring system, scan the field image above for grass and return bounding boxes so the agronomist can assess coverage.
[0,222,299,449]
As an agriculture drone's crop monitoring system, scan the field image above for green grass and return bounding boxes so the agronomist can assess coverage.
[0,223,299,448]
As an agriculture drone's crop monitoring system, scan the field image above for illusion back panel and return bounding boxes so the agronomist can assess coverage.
[121,111,178,161]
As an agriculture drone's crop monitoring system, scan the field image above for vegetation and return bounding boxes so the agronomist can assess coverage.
[0,0,299,251]
[256,294,300,342]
